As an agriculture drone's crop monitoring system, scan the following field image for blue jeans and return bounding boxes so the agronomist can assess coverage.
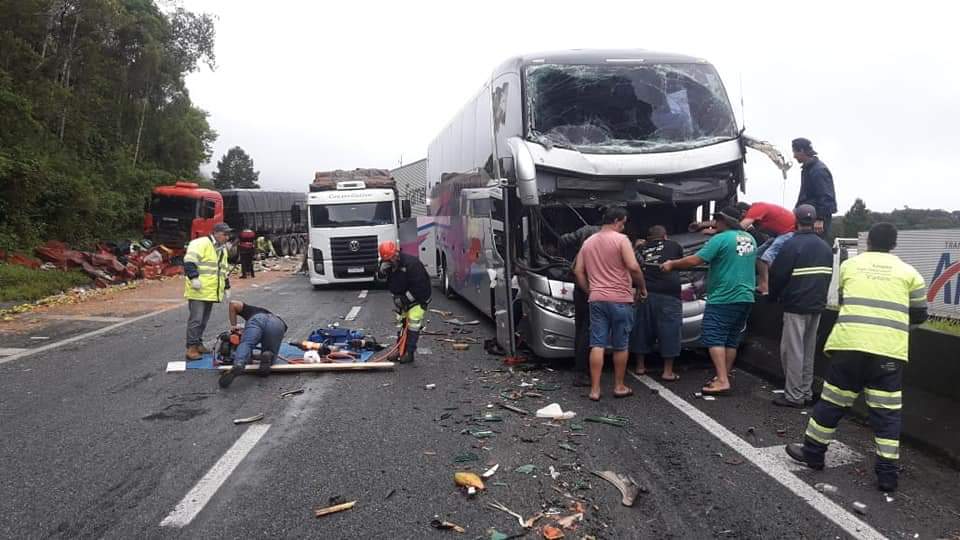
[234,313,286,368]
[701,302,752,349]
[630,293,682,357]
[759,232,795,265]
[589,301,634,352]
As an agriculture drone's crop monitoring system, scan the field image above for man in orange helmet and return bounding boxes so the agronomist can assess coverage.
[379,241,432,363]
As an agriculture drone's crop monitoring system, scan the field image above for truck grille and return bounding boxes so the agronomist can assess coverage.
[330,236,378,278]
[154,220,190,247]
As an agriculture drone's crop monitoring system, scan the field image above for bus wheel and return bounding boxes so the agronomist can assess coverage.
[440,259,454,298]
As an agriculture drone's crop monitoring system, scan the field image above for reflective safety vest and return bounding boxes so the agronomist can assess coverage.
[824,252,927,362]
[183,236,228,302]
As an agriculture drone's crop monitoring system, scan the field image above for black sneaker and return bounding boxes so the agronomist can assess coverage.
[258,352,273,378]
[219,364,242,388]
[772,396,805,409]
[785,443,824,470]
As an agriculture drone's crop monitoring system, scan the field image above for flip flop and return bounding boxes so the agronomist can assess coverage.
[614,389,634,399]
[588,394,601,402]
[661,374,680,382]
[701,385,731,396]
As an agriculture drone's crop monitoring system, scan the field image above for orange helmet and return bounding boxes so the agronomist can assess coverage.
[378,241,399,261]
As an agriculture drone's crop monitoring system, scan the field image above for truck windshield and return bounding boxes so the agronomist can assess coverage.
[525,63,737,154]
[310,202,394,228]
[150,195,197,219]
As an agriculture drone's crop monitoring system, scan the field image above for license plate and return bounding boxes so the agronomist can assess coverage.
[347,267,364,274]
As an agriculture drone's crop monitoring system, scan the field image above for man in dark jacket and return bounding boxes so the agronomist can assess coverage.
[769,205,834,407]
[793,138,837,238]
[379,241,431,364]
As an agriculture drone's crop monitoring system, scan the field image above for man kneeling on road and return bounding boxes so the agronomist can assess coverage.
[218,300,289,388]
[379,241,431,364]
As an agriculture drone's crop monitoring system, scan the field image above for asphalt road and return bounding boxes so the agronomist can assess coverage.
[1,274,958,539]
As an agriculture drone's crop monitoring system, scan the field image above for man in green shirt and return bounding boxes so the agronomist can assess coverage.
[662,206,757,395]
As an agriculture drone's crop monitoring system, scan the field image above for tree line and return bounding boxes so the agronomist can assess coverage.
[0,0,217,250]
[834,199,960,240]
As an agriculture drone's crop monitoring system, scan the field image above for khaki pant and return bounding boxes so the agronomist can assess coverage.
[780,312,821,403]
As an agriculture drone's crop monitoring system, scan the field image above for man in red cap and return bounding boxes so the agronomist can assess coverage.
[378,241,432,363]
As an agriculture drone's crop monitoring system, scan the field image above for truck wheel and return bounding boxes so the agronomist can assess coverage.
[280,237,291,257]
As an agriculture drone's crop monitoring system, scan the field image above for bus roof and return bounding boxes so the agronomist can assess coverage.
[516,48,707,67]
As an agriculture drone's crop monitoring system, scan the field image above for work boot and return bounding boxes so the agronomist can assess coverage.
[257,351,274,378]
[185,345,202,361]
[772,396,804,408]
[219,364,242,388]
[785,443,824,470]
[196,343,212,354]
[397,350,415,364]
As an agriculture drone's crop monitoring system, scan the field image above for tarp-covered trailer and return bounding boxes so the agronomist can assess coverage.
[220,190,308,256]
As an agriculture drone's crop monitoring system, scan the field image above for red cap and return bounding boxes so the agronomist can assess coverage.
[378,241,399,261]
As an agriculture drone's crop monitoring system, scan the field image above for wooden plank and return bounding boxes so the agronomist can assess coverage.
[216,362,394,372]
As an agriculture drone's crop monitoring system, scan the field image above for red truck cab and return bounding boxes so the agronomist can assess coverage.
[144,182,224,248]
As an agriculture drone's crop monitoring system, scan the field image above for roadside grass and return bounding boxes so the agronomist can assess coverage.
[923,317,960,336]
[0,264,91,302]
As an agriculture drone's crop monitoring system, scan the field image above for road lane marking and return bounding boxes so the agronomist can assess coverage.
[358,290,368,299]
[344,306,361,321]
[631,373,886,540]
[38,314,127,323]
[0,348,29,356]
[0,307,183,366]
[761,442,863,472]
[160,424,271,528]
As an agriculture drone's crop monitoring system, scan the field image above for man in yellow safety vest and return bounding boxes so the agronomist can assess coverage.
[183,223,232,360]
[786,223,928,492]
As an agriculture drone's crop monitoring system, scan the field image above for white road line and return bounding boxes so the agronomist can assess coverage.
[358,290,368,299]
[344,306,362,321]
[160,424,271,528]
[0,305,183,366]
[38,314,127,323]
[631,373,886,540]
[0,348,29,356]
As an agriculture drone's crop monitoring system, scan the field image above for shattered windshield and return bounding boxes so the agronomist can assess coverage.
[310,202,394,228]
[525,63,737,153]
[150,195,197,219]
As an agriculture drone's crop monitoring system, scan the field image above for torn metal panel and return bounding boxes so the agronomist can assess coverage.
[743,135,792,179]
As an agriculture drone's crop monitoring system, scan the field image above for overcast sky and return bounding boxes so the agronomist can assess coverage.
[181,0,958,213]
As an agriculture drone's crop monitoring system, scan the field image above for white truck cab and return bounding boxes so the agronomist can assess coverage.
[306,170,411,287]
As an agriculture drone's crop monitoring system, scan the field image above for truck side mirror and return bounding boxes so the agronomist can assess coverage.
[201,199,216,219]
[401,200,412,220]
[291,204,301,224]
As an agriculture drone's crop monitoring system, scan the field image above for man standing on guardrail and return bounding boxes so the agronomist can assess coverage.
[793,137,837,238]
[786,223,928,492]
[768,205,833,408]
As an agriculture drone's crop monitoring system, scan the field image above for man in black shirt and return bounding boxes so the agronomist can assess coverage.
[630,226,684,381]
[379,241,432,364]
[219,300,289,388]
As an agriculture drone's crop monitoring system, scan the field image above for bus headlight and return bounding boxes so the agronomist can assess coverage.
[530,289,575,318]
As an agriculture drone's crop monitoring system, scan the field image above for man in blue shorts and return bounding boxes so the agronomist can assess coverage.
[662,206,757,395]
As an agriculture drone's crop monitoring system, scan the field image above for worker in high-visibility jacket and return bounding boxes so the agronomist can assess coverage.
[378,241,431,364]
[786,223,928,492]
[183,223,232,360]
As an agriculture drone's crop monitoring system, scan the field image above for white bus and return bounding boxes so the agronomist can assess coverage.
[428,49,787,358]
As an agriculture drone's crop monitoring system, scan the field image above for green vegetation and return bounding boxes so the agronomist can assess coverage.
[0,1,218,251]
[923,317,960,337]
[213,146,260,189]
[0,264,91,302]
[832,199,960,241]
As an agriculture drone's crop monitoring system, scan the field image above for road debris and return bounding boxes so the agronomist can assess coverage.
[852,501,868,515]
[815,483,838,494]
[430,519,466,533]
[558,443,577,454]
[455,471,486,494]
[549,465,560,480]
[425,383,437,390]
[591,470,642,506]
[482,464,500,478]
[536,403,576,420]
[467,429,494,439]
[489,529,509,540]
[702,396,717,401]
[233,413,264,425]
[488,500,528,528]
[514,464,537,475]
[429,309,454,317]
[723,457,744,466]
[385,488,396,500]
[445,319,480,326]
[498,403,530,416]
[454,452,479,463]
[584,415,629,427]
[313,500,356,518]
[556,512,584,529]
[280,388,304,398]
[452,343,470,351]
[543,525,564,539]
